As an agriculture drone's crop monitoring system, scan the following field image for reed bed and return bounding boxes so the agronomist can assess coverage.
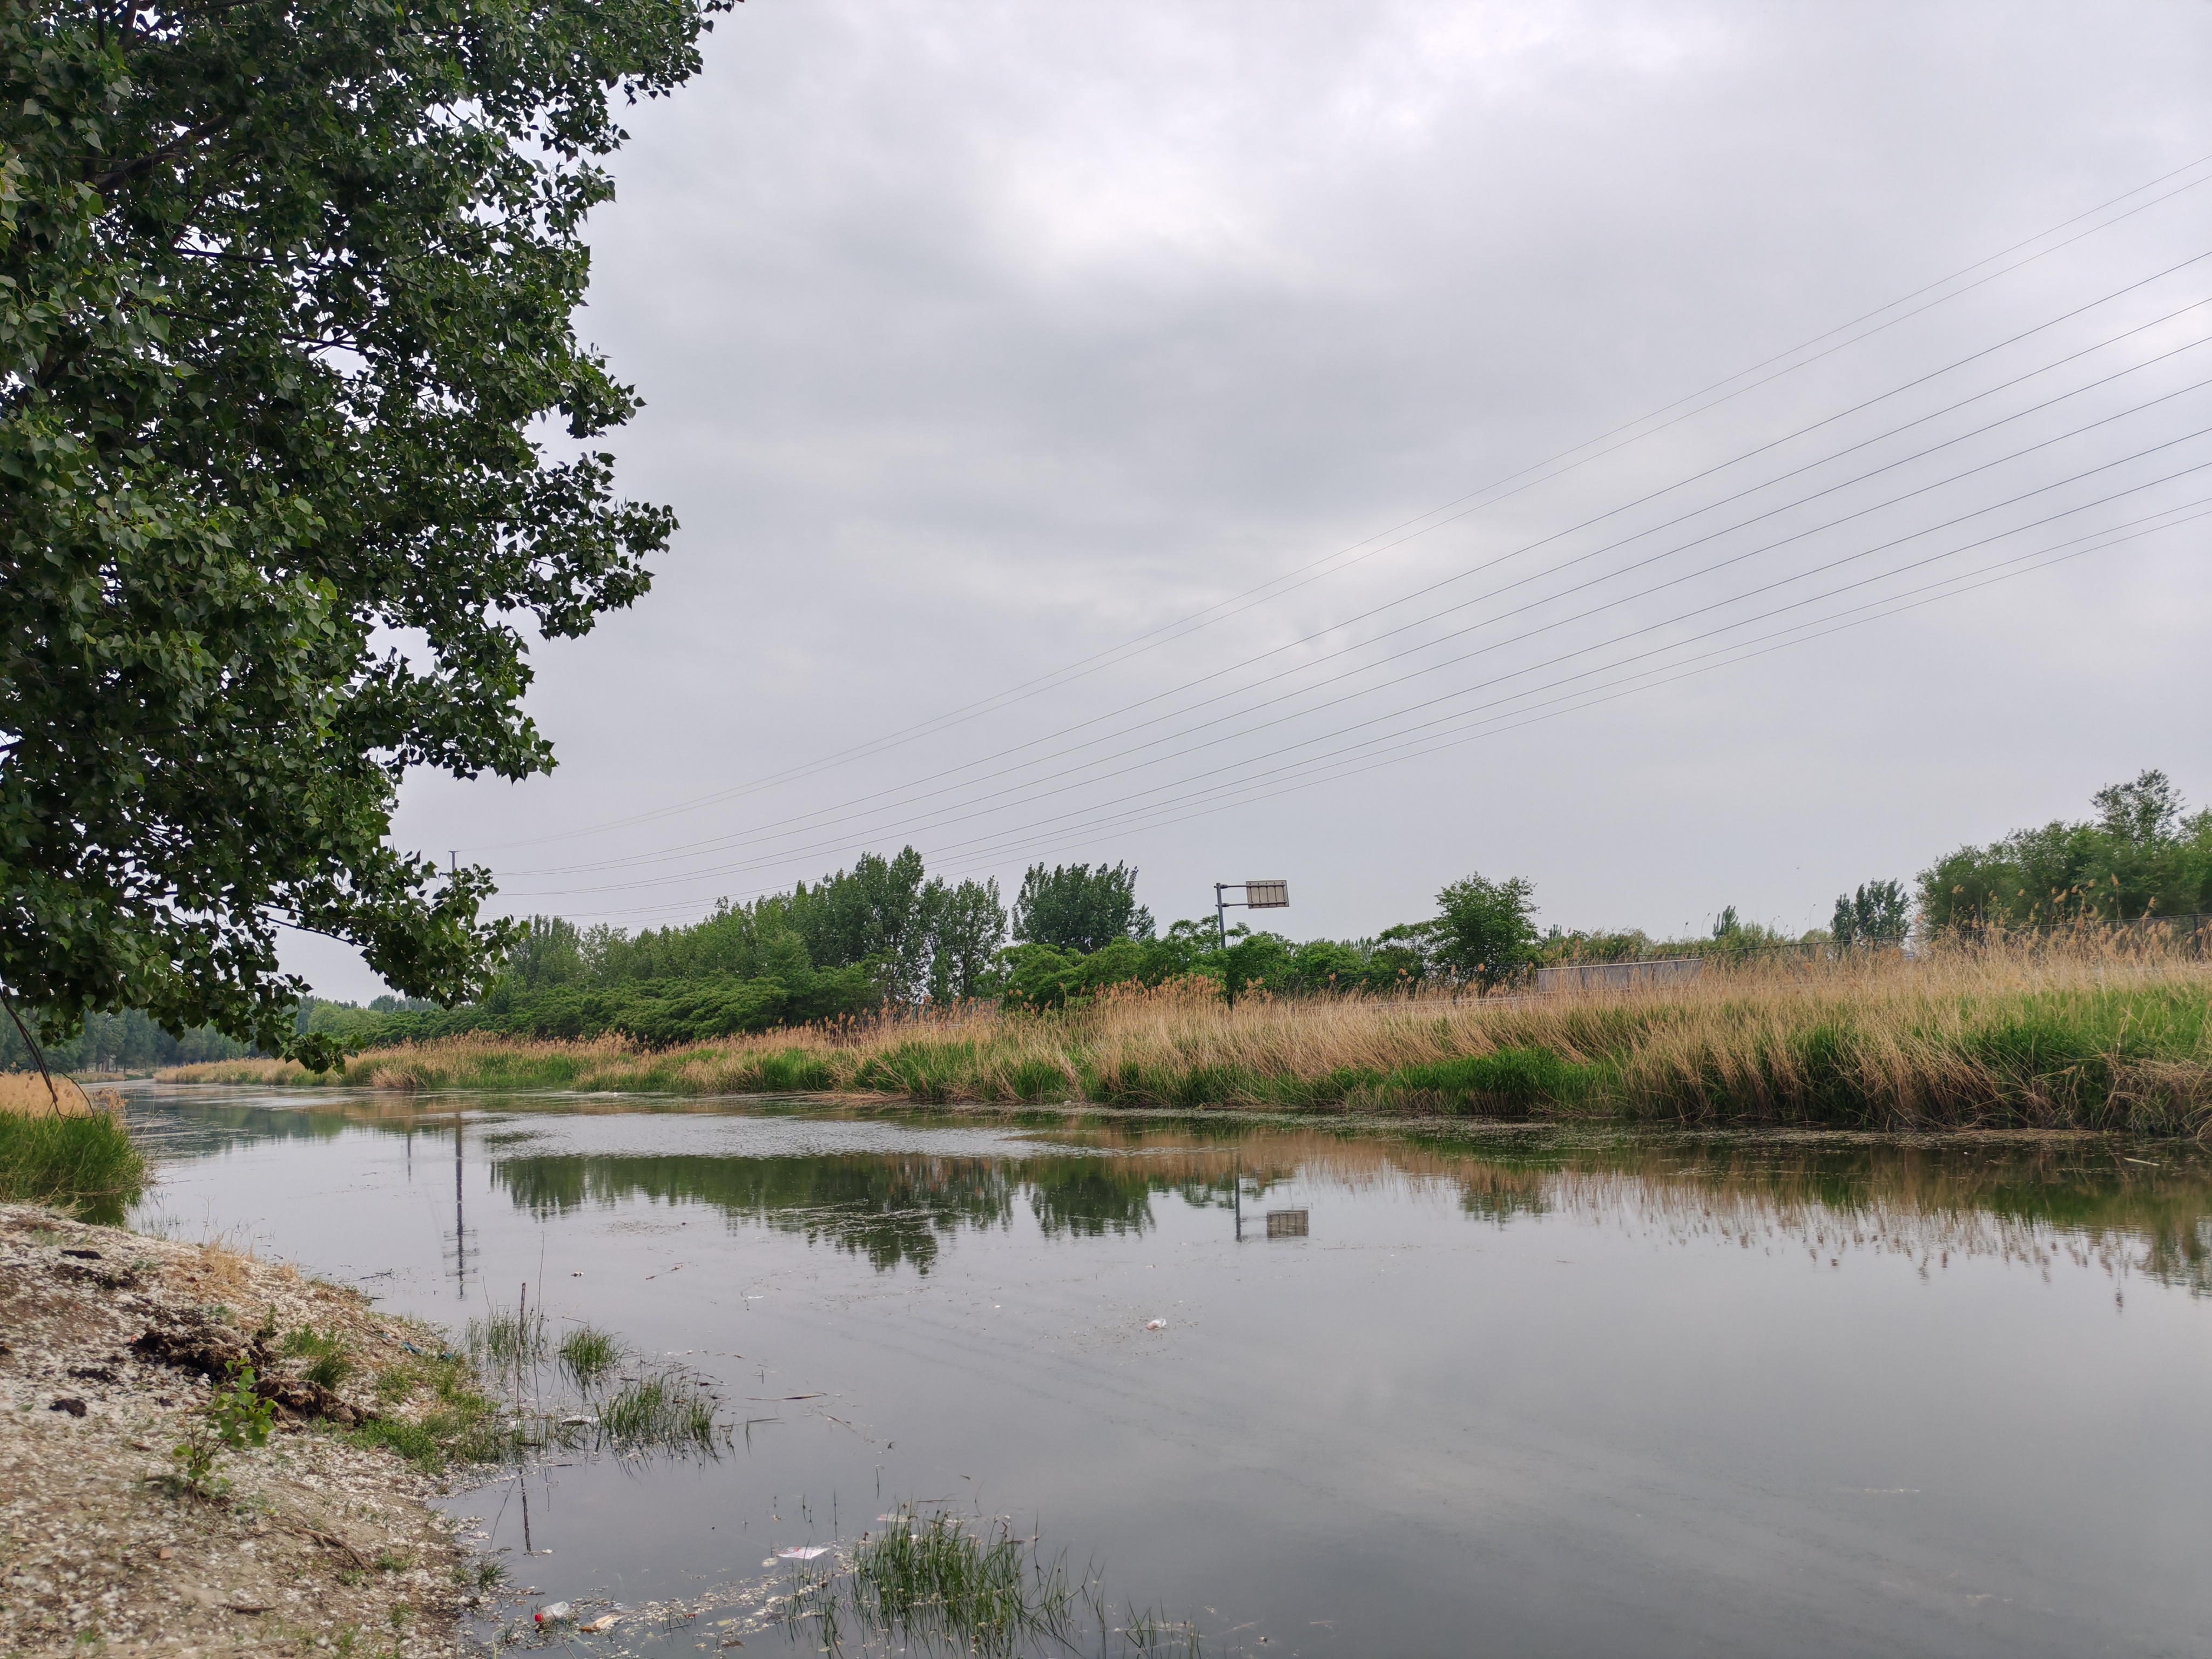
[157,936,2212,1131]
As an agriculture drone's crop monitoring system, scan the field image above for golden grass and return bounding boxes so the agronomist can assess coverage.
[0,1071,94,1117]
[154,933,2212,1131]
[159,1056,314,1085]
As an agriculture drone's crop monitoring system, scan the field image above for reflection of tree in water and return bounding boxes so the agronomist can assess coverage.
[490,1151,1255,1270]
[1449,1164,1553,1225]
[494,1154,1017,1272]
[1023,1157,1168,1238]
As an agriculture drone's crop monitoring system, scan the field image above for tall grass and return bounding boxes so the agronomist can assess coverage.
[159,935,2212,1131]
[0,1110,149,1222]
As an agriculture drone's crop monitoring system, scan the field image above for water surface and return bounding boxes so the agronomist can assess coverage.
[125,1087,2212,1656]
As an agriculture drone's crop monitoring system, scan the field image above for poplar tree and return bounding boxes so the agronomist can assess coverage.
[0,0,727,1063]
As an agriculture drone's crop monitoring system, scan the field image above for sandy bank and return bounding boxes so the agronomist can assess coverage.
[0,1204,471,1655]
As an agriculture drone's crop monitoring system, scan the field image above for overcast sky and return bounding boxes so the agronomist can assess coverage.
[296,0,2212,998]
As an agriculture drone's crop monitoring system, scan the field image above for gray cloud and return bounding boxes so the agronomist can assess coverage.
[291,0,2212,995]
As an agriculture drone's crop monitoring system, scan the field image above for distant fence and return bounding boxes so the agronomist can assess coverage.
[1535,957,1707,994]
[1530,914,2212,994]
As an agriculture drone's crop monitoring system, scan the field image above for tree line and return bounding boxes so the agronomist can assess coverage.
[58,765,2212,1065]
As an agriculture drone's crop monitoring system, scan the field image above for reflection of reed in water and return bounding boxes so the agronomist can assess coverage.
[137,1094,2210,1293]
[1539,1140,2212,1296]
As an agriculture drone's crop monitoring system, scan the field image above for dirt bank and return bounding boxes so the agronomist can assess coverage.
[0,1204,471,1655]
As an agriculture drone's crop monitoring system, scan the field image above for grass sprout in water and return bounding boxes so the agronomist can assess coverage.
[442,1296,727,1467]
[467,1301,548,1378]
[557,1323,622,1390]
[778,1507,1199,1657]
[854,1509,1071,1650]
[597,1370,719,1454]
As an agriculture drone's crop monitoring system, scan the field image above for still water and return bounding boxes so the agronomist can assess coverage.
[124,1087,2212,1657]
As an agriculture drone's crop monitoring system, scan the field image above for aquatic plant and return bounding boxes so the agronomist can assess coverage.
[775,1507,1202,1658]
[557,1324,622,1390]
[596,1370,718,1454]
[356,1303,728,1472]
[464,1301,547,1375]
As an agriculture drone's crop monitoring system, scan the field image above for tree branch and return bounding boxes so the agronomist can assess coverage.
[90,116,235,196]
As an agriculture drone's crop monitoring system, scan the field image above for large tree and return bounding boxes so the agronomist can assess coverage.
[0,0,726,1064]
[1429,871,1538,987]
[1011,861,1151,955]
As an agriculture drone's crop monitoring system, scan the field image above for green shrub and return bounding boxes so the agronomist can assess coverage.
[171,1360,275,1495]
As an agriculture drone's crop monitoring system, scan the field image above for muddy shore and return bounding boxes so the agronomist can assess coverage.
[0,1204,473,1656]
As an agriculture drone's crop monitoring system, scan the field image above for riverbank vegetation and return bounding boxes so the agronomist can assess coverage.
[0,1111,150,1222]
[78,770,2212,1132]
[165,935,2212,1133]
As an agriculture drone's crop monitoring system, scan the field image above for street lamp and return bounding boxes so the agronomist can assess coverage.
[1213,879,1289,948]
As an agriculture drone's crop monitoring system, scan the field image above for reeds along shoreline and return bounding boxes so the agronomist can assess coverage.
[159,937,2212,1133]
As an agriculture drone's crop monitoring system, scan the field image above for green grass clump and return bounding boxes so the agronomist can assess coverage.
[282,1327,355,1390]
[1381,1048,1601,1116]
[464,1303,547,1376]
[851,1511,1069,1650]
[597,1371,719,1454]
[347,1351,506,1471]
[785,1507,1198,1657]
[0,1111,148,1223]
[557,1324,622,1390]
[350,1398,507,1471]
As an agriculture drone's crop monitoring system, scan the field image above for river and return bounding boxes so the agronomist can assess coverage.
[122,1085,2212,1657]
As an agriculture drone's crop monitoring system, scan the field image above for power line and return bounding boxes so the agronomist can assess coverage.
[502,315,2212,880]
[886,500,2212,879]
[524,500,2203,921]
[469,155,2212,855]
[501,439,2212,899]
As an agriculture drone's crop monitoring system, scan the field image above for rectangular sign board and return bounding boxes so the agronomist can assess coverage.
[1244,880,1289,908]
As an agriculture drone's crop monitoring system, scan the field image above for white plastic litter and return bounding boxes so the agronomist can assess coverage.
[580,1614,622,1633]
[1144,1319,1166,1330]
[777,1546,830,1561]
